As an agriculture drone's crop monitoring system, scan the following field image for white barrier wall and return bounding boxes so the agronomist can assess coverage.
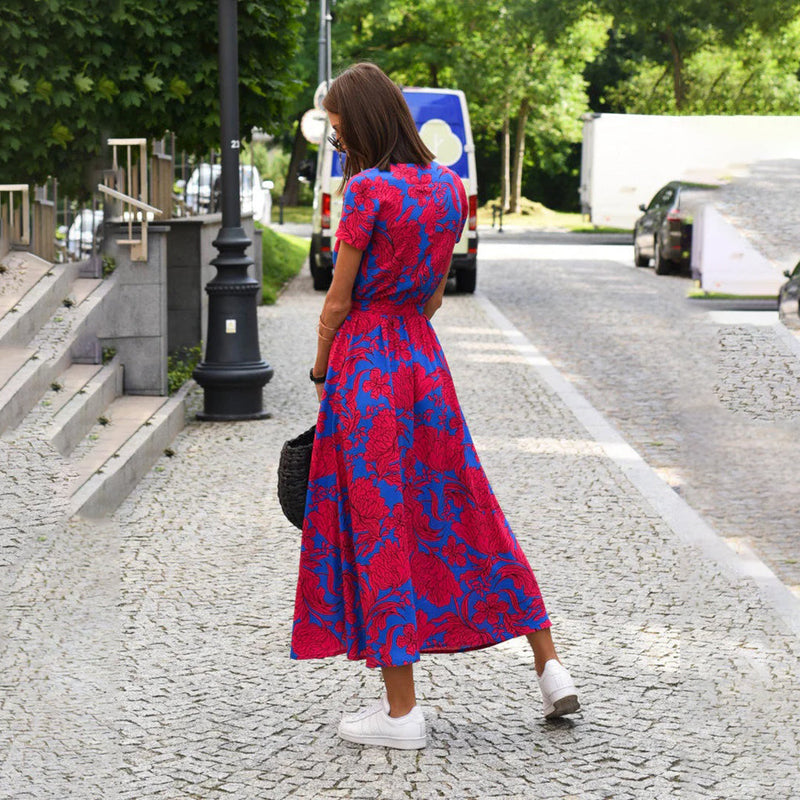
[692,205,785,297]
[580,114,800,228]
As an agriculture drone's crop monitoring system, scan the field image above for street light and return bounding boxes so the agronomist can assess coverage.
[193,0,273,420]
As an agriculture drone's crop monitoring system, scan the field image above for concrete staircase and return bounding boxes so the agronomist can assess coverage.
[0,249,187,517]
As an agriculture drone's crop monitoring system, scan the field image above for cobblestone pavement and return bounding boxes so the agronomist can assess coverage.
[478,232,800,591]
[2,257,799,799]
[714,159,800,272]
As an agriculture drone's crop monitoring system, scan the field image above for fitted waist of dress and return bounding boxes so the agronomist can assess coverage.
[350,299,424,317]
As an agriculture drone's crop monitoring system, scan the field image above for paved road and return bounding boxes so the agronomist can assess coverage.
[478,229,800,591]
[1,235,799,798]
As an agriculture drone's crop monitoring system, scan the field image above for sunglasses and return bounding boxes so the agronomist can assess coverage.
[327,132,345,152]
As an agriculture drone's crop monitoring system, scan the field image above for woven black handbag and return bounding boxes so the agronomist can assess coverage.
[277,425,316,530]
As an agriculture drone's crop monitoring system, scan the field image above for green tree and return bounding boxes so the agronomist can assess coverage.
[332,0,462,87]
[0,0,306,196]
[604,20,800,114]
[456,0,607,211]
[596,0,800,112]
[330,0,607,212]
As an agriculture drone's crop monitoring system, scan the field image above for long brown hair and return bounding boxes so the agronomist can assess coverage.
[323,62,434,185]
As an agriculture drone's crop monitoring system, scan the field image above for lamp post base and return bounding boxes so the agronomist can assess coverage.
[196,409,271,422]
[195,385,272,421]
[193,361,274,421]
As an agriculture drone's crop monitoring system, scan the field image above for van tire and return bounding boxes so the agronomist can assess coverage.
[456,268,477,294]
[308,240,317,278]
[313,265,332,292]
[308,240,332,291]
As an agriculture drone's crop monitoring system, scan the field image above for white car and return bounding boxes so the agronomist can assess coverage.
[67,209,104,259]
[184,163,267,221]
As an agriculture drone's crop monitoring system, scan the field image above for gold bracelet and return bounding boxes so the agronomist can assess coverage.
[318,316,337,332]
[317,325,335,342]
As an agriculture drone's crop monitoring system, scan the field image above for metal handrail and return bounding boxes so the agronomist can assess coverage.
[97,184,161,214]
[0,184,30,245]
[99,138,161,261]
[97,182,162,263]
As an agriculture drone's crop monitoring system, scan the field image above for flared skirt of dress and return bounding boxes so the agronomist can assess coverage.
[291,308,550,668]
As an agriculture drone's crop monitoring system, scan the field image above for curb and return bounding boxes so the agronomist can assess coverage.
[476,293,800,637]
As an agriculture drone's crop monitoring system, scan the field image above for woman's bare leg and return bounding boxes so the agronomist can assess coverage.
[526,628,558,675]
[381,664,417,717]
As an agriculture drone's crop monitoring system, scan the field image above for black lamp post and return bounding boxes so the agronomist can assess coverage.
[193,0,273,420]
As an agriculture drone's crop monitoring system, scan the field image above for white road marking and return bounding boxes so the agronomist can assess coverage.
[476,292,800,637]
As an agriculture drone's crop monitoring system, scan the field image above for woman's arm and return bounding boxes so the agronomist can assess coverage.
[423,273,449,320]
[313,240,363,399]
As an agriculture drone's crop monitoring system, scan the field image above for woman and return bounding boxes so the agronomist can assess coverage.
[291,63,579,750]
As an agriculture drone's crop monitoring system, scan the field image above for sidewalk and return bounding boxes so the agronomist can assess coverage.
[1,270,799,799]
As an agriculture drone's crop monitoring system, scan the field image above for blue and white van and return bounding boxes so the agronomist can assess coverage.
[310,87,478,292]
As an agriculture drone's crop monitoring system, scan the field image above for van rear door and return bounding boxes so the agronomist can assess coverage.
[311,87,478,292]
[403,89,477,262]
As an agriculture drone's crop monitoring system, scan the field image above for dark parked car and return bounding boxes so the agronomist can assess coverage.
[778,260,800,330]
[633,181,718,275]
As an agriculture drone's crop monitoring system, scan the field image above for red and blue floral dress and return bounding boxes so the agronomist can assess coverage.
[291,162,550,668]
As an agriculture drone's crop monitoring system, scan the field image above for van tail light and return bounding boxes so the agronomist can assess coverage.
[666,211,682,222]
[468,194,477,231]
[322,193,331,229]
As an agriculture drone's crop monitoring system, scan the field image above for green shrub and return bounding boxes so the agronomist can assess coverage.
[167,344,202,395]
[274,205,312,225]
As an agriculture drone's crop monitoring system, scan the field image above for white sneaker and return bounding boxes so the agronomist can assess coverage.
[338,695,426,749]
[538,659,580,719]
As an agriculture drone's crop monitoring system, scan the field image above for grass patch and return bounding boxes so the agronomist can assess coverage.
[272,204,312,225]
[568,223,633,234]
[479,197,631,234]
[258,223,309,304]
[687,287,776,301]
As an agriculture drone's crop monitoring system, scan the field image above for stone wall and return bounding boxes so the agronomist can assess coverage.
[165,213,262,354]
[99,223,170,396]
[95,214,263,396]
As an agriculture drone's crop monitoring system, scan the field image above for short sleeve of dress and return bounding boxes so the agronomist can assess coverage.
[336,172,379,251]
